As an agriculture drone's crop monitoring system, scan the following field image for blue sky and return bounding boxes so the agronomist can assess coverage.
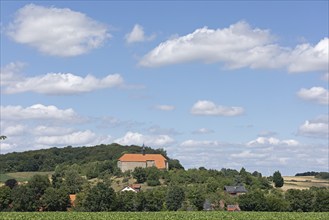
[1,1,328,175]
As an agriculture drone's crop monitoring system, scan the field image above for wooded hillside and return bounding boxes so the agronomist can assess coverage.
[0,143,179,173]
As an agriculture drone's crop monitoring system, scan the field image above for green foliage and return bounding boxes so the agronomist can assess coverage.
[63,169,86,194]
[0,143,171,173]
[186,185,205,211]
[144,187,166,211]
[239,190,267,211]
[168,159,184,170]
[146,167,160,186]
[166,185,185,211]
[132,167,147,183]
[1,211,329,220]
[285,189,315,212]
[313,188,329,212]
[41,187,70,211]
[27,174,51,198]
[0,186,11,211]
[265,193,290,211]
[273,171,284,188]
[316,172,329,180]
[83,182,116,211]
[116,191,136,211]
[4,179,17,189]
[11,185,39,211]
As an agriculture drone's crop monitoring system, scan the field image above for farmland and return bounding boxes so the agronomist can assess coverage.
[282,176,329,191]
[1,212,329,220]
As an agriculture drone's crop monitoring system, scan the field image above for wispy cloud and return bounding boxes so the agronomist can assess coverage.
[191,100,244,116]
[192,128,214,135]
[7,4,110,56]
[154,105,175,111]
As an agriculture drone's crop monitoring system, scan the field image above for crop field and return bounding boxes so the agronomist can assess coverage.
[1,212,329,220]
[282,176,329,191]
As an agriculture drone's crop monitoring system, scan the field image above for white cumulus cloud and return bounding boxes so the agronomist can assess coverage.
[0,104,81,122]
[2,124,27,136]
[7,4,110,57]
[298,115,329,138]
[115,131,174,146]
[288,38,329,73]
[125,24,155,43]
[297,87,329,105]
[139,21,328,73]
[191,100,244,116]
[0,62,26,86]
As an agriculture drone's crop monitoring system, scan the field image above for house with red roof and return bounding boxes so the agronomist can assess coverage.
[117,153,169,172]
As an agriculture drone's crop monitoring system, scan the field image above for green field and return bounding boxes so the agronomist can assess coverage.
[0,171,54,183]
[1,212,329,220]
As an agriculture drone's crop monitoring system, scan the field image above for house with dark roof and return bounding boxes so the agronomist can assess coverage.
[224,185,248,196]
[117,153,168,172]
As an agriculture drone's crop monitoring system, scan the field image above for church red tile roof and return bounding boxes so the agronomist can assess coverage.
[118,154,167,169]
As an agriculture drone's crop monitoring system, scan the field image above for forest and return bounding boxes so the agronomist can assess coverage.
[0,143,182,173]
[0,144,328,212]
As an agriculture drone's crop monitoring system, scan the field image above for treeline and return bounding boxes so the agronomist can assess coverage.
[1,166,328,212]
[295,172,329,180]
[0,144,180,173]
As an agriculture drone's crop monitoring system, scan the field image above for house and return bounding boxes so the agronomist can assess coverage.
[117,153,169,172]
[120,184,142,193]
[121,186,137,193]
[131,184,141,192]
[227,204,241,211]
[224,185,248,196]
[68,194,76,210]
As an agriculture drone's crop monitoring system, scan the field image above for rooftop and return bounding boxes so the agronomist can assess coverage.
[118,154,167,169]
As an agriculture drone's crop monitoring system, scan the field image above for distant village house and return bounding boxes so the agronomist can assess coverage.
[120,184,141,193]
[117,153,169,172]
[224,185,248,196]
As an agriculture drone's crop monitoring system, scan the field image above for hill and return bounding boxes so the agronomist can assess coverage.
[0,143,182,173]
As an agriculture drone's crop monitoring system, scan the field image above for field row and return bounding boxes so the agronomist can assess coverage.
[1,212,329,220]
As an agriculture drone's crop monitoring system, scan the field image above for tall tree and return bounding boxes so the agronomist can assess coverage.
[273,171,284,188]
[63,169,85,194]
[0,186,11,211]
[166,185,185,211]
[41,187,70,211]
[133,167,147,183]
[11,185,38,211]
[83,182,116,211]
[27,174,51,199]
